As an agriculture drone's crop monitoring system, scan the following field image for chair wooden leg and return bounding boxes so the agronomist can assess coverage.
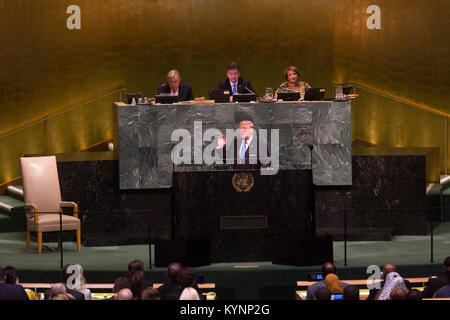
[26,230,30,251]
[37,232,42,254]
[76,229,81,252]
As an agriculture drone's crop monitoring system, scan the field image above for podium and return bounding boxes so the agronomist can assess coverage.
[173,169,314,262]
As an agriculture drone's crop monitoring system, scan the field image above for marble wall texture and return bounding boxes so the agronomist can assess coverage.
[118,101,352,189]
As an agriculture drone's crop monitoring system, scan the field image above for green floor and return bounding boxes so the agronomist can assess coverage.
[0,223,449,299]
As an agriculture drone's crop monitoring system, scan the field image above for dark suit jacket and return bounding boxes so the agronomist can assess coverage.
[221,136,269,169]
[158,281,183,300]
[0,283,29,300]
[157,82,194,102]
[44,286,85,300]
[218,78,257,96]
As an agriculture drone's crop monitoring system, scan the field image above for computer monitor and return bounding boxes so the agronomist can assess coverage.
[232,93,257,103]
[209,89,231,103]
[277,92,300,101]
[304,88,326,101]
[155,93,179,104]
[126,93,142,104]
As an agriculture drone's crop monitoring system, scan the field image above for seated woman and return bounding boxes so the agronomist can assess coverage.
[275,66,311,99]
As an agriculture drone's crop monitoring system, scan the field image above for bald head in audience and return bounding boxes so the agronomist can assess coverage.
[390,288,407,300]
[382,264,397,279]
[322,262,337,276]
[50,283,67,298]
[117,288,134,300]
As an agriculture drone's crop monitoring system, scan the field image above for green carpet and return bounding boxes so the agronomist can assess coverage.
[0,223,449,299]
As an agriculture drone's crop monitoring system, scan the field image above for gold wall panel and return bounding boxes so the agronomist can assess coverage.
[1,0,450,184]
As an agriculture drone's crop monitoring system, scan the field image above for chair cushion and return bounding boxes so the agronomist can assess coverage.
[27,214,80,232]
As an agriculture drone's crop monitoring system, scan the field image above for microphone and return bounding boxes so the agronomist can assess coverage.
[245,86,256,95]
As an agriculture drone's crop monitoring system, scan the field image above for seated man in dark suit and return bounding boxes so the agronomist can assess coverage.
[0,266,29,300]
[157,69,194,102]
[158,262,183,300]
[218,62,257,102]
[44,264,85,300]
[216,120,269,169]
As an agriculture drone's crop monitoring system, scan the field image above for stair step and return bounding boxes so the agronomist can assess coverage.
[7,185,23,200]
[0,195,25,214]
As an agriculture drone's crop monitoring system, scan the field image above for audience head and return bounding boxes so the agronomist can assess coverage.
[406,289,423,301]
[166,262,182,282]
[321,262,337,276]
[390,288,407,300]
[3,266,18,284]
[50,283,67,299]
[284,66,301,84]
[113,277,131,294]
[179,287,200,300]
[382,264,397,280]
[141,287,161,300]
[51,293,71,300]
[117,288,134,300]
[226,62,240,83]
[178,267,196,288]
[167,70,181,92]
[443,256,450,284]
[127,259,146,298]
[324,273,344,294]
[343,285,360,300]
[315,287,332,300]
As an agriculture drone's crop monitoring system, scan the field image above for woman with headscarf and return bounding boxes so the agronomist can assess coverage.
[376,272,409,300]
[324,273,344,295]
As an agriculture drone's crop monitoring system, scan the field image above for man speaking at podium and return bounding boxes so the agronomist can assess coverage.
[218,62,257,101]
[216,120,269,169]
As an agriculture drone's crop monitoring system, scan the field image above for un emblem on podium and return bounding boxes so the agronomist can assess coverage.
[232,172,254,192]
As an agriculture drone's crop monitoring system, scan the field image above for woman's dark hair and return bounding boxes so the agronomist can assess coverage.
[3,266,18,284]
[178,267,196,288]
[127,260,145,298]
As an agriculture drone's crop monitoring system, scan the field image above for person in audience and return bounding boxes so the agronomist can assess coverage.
[218,62,257,101]
[0,266,29,300]
[324,273,344,295]
[275,65,311,99]
[406,289,423,300]
[180,287,201,300]
[315,287,331,300]
[108,277,131,300]
[158,262,183,300]
[389,288,408,300]
[178,267,201,300]
[70,264,91,300]
[343,285,360,300]
[44,264,85,300]
[141,287,161,300]
[117,288,134,300]
[423,256,450,298]
[376,272,409,300]
[126,259,152,299]
[49,283,67,299]
[306,262,349,300]
[367,264,411,300]
[51,293,73,300]
[433,256,450,298]
[157,69,194,102]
